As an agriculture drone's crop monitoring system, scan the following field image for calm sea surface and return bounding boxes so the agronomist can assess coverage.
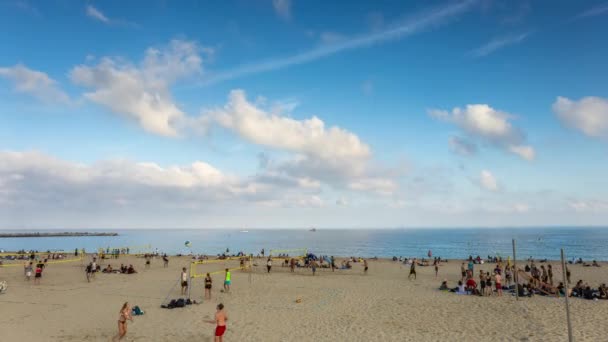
[1,228,608,260]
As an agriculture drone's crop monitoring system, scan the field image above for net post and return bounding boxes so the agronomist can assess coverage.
[187,261,192,300]
[512,239,518,301]
[561,249,573,342]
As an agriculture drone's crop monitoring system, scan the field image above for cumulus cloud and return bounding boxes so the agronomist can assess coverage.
[429,104,535,160]
[70,40,208,136]
[0,151,327,215]
[0,64,70,103]
[478,170,499,191]
[272,0,291,21]
[553,96,608,138]
[204,90,396,195]
[208,90,371,162]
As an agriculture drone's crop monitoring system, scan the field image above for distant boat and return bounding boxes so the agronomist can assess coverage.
[240,230,249,233]
[309,228,317,232]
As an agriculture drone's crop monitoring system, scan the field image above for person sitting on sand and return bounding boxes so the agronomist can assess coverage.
[465,277,477,295]
[127,265,137,274]
[599,284,607,299]
[113,302,133,341]
[593,260,601,267]
[103,265,113,273]
[457,280,466,294]
[439,280,449,290]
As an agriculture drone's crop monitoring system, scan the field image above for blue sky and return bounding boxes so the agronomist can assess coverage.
[0,0,607,229]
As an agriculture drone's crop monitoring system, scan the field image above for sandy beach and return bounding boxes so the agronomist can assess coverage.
[2,255,608,341]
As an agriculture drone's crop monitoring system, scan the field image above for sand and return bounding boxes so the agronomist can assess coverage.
[2,255,608,341]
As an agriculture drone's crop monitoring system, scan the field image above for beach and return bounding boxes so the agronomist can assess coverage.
[2,255,608,341]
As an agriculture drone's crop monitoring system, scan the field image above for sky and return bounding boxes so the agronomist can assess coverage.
[0,0,607,229]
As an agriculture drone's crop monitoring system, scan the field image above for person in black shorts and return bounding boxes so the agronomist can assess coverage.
[181,267,188,295]
[408,259,417,280]
[204,273,212,300]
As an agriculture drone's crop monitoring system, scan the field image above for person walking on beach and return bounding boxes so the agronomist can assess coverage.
[266,258,272,273]
[204,273,212,300]
[408,259,417,280]
[163,254,169,268]
[113,302,133,341]
[434,259,439,278]
[207,303,228,342]
[181,267,189,295]
[548,264,554,285]
[495,272,503,296]
[34,264,43,285]
[311,259,318,276]
[224,269,231,293]
[25,261,33,281]
[363,259,368,274]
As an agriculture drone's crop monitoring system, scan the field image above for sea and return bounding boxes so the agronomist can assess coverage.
[1,227,608,261]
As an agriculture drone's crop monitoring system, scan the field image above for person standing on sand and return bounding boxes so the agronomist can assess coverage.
[548,264,554,285]
[267,258,272,273]
[566,266,571,284]
[25,261,33,281]
[113,302,133,341]
[461,263,466,281]
[207,303,228,342]
[181,267,189,295]
[363,259,368,274]
[408,259,417,280]
[205,273,212,300]
[34,264,43,285]
[495,272,503,296]
[434,259,439,278]
[311,260,318,276]
[224,269,231,292]
[163,254,169,268]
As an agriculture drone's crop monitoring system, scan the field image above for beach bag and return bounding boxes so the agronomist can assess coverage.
[132,305,144,315]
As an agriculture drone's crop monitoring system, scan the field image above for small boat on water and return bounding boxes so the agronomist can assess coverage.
[309,228,317,232]
[240,230,249,233]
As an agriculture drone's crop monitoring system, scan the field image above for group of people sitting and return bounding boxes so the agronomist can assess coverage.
[571,280,608,300]
[101,264,137,274]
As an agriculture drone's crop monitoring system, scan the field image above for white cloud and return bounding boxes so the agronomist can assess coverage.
[204,1,475,84]
[86,5,109,23]
[429,104,535,160]
[272,0,291,21]
[70,40,208,137]
[478,170,499,191]
[575,3,608,19]
[449,136,477,156]
[320,32,346,45]
[553,96,608,138]
[85,5,137,27]
[204,90,397,195]
[361,80,374,96]
[0,151,327,214]
[469,32,530,58]
[569,199,608,212]
[0,64,70,103]
[207,89,371,162]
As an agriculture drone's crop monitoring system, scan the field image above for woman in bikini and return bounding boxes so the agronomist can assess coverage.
[113,302,133,341]
[205,273,212,300]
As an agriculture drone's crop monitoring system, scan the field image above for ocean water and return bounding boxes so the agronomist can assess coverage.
[1,228,608,261]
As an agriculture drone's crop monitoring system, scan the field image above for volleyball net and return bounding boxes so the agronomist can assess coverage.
[189,256,252,279]
[268,248,308,259]
[0,255,84,267]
